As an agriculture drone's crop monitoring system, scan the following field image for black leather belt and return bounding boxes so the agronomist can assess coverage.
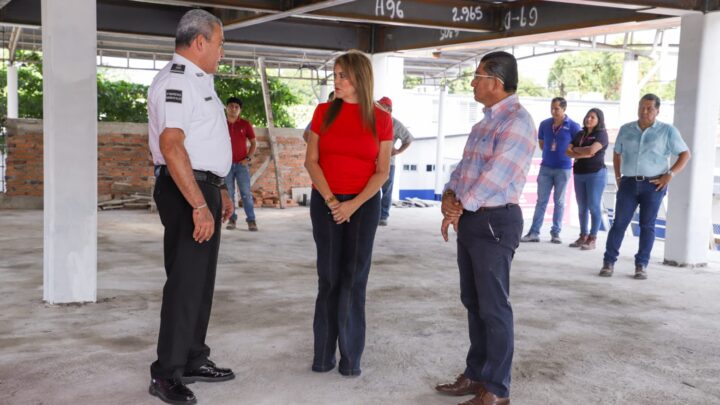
[622,175,663,181]
[464,203,517,214]
[155,165,225,188]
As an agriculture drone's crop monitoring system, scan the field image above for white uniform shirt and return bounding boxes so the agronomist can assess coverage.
[148,53,232,177]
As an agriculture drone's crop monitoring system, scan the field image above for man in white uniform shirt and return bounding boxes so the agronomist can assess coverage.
[147,9,234,405]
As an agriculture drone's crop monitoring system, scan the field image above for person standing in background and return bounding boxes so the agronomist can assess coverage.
[566,108,609,250]
[377,96,414,226]
[224,96,258,232]
[521,97,581,244]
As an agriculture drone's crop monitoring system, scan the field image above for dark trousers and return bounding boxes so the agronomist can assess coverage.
[151,173,222,379]
[603,177,667,267]
[380,165,395,220]
[457,205,523,398]
[310,189,380,375]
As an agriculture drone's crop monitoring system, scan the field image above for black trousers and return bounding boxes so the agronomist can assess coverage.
[310,189,380,375]
[150,173,223,379]
[456,205,523,398]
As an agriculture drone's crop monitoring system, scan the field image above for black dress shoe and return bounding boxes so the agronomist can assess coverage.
[182,360,235,383]
[149,377,197,405]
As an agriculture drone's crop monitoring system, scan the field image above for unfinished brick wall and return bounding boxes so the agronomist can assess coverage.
[2,119,311,206]
[4,120,154,199]
[251,128,311,201]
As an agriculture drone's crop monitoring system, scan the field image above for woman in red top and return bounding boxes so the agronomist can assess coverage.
[305,50,393,377]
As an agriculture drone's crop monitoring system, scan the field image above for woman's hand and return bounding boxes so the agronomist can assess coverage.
[331,199,359,224]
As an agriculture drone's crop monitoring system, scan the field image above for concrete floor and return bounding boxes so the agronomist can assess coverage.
[1,207,719,405]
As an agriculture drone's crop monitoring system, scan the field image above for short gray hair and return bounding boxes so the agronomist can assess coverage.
[175,9,222,48]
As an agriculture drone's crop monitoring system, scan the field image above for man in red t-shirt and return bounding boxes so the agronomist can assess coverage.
[224,97,258,231]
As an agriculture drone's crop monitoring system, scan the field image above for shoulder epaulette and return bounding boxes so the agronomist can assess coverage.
[170,64,186,74]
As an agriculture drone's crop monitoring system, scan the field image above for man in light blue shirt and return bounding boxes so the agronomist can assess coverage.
[600,93,691,280]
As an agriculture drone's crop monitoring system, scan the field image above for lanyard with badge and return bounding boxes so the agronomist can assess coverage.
[550,122,562,152]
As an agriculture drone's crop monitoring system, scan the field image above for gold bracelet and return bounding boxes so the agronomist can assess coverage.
[325,195,338,204]
[194,203,207,210]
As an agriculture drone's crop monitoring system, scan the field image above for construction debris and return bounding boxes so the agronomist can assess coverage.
[392,197,436,208]
[98,193,153,211]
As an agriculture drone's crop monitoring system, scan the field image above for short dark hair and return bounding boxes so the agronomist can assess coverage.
[640,93,661,109]
[551,97,567,109]
[480,51,518,93]
[226,97,242,107]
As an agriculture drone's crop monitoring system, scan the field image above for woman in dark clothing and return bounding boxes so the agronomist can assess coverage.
[566,108,609,250]
[304,50,393,377]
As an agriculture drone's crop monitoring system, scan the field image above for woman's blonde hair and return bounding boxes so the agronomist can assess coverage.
[322,50,376,136]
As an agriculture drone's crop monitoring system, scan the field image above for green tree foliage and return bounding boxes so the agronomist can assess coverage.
[97,77,148,122]
[518,74,551,98]
[548,52,623,99]
[403,76,423,90]
[0,51,44,119]
[0,54,299,126]
[638,58,676,101]
[214,66,299,128]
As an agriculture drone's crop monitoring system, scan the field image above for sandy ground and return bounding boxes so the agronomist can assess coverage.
[1,206,719,405]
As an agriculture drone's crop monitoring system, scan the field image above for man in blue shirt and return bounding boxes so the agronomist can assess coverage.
[521,97,581,244]
[600,93,691,279]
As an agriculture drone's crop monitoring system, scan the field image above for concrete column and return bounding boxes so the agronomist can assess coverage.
[319,84,330,103]
[664,12,720,267]
[7,63,18,118]
[42,0,98,303]
[618,53,639,125]
[371,54,404,102]
[372,53,404,201]
[434,86,447,200]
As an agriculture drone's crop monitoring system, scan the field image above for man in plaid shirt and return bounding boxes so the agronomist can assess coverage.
[435,51,536,405]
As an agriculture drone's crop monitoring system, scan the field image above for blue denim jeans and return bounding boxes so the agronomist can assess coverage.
[528,166,572,235]
[457,205,523,398]
[603,177,666,267]
[310,189,380,376]
[224,163,255,222]
[573,167,607,236]
[380,165,396,220]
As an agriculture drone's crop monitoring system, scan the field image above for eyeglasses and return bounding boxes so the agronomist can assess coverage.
[473,74,504,85]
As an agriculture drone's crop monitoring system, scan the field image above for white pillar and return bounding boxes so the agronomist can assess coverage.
[433,85,447,199]
[371,53,404,201]
[619,53,640,125]
[319,83,330,103]
[7,63,18,118]
[371,54,404,101]
[664,12,720,267]
[42,0,98,303]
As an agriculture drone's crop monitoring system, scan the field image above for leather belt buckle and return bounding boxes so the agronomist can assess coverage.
[633,175,646,181]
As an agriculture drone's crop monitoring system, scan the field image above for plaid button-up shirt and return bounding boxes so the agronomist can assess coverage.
[445,94,536,212]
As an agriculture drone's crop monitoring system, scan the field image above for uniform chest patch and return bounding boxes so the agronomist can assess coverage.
[166,89,183,103]
[170,64,185,74]
[204,96,212,101]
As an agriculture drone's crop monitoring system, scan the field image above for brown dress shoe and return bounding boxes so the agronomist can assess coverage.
[460,390,510,405]
[435,374,485,396]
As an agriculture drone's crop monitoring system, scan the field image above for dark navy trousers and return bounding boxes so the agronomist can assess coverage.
[151,173,222,379]
[310,189,380,376]
[457,205,523,398]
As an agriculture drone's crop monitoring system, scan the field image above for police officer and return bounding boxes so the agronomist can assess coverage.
[147,9,235,404]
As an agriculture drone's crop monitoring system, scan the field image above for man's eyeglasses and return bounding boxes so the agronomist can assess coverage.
[473,74,505,85]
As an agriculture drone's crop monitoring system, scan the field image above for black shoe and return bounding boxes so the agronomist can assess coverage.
[149,377,197,405]
[182,360,235,383]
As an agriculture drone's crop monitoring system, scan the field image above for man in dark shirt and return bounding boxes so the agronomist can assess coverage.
[224,97,258,231]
